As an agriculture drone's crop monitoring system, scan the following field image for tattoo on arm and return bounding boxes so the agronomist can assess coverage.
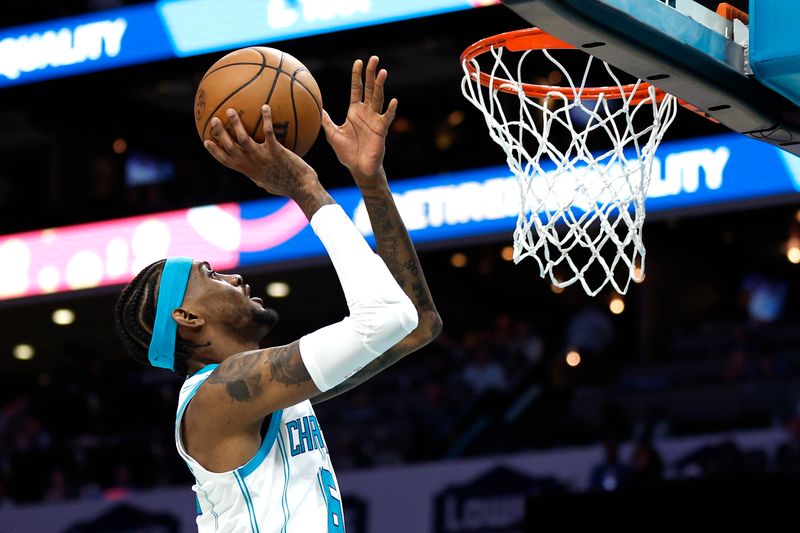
[313,180,442,404]
[411,281,429,308]
[378,236,404,286]
[313,345,403,404]
[362,187,436,314]
[268,343,312,385]
[207,353,263,402]
[363,195,393,232]
[403,259,419,277]
[207,341,311,403]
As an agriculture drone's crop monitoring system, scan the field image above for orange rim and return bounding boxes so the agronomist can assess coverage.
[461,28,669,105]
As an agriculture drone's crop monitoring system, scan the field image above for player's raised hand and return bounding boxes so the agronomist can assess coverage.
[205,105,319,198]
[321,55,398,183]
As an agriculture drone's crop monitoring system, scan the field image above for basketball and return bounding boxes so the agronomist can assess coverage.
[194,47,322,157]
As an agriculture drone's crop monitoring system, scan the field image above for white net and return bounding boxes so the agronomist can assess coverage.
[462,42,678,296]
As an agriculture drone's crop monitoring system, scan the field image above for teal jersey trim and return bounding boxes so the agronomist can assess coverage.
[276,433,291,532]
[198,487,220,528]
[233,471,260,533]
[191,364,217,378]
[175,363,219,429]
[238,408,284,478]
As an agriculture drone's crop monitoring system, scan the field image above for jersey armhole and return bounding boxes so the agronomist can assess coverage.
[175,366,284,478]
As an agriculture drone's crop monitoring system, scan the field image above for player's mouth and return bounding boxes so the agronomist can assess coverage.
[242,282,264,306]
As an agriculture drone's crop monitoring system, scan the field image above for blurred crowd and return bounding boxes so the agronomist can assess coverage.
[2,298,800,506]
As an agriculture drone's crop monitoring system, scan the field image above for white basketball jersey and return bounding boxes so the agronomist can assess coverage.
[175,364,345,533]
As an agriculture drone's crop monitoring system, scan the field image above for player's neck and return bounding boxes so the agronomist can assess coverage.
[186,338,261,375]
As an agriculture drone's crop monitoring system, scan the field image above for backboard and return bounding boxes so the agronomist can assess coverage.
[503,0,800,157]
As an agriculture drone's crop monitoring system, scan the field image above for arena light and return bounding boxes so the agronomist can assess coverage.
[13,344,35,360]
[447,110,465,126]
[266,282,290,298]
[113,138,127,154]
[52,308,75,325]
[500,246,514,261]
[788,245,800,264]
[450,253,468,268]
[609,296,625,314]
[566,350,581,367]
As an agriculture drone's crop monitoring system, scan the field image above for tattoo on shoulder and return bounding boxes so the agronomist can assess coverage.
[207,342,311,402]
[207,352,263,402]
[267,342,311,386]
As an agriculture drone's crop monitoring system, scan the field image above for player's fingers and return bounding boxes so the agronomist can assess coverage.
[210,117,237,154]
[363,56,378,105]
[260,105,278,147]
[321,110,337,139]
[204,139,232,165]
[372,68,387,113]
[350,59,363,105]
[226,108,254,149]
[383,98,398,126]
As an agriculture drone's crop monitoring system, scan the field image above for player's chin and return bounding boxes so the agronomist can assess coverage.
[251,303,279,328]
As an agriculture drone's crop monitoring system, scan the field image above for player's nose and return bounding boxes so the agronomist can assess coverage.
[222,273,243,287]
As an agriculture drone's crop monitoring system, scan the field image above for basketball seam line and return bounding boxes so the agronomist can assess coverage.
[201,53,267,140]
[289,69,300,152]
[291,68,323,119]
[200,62,281,83]
[200,48,278,82]
[251,49,285,138]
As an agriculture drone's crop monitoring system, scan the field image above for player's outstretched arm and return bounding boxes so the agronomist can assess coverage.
[316,56,442,403]
[192,106,417,430]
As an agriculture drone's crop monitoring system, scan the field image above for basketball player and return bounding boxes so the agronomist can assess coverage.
[114,56,441,532]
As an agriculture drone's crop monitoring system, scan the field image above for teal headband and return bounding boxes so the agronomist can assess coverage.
[148,257,194,371]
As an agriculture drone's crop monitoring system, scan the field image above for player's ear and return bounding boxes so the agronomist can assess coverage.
[172,308,205,330]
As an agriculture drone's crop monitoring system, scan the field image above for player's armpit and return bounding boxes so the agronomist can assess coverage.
[192,341,321,427]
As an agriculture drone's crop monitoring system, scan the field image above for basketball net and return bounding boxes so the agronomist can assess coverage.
[461,29,678,296]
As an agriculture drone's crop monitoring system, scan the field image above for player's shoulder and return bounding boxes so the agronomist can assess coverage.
[179,364,218,401]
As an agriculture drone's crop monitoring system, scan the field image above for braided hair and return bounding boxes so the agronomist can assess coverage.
[114,259,196,377]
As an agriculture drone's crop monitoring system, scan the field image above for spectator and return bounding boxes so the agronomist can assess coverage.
[565,305,614,356]
[462,348,509,395]
[740,273,787,325]
[724,324,755,382]
[565,305,616,382]
[589,439,631,492]
[629,440,664,486]
[44,469,72,502]
[676,441,743,478]
[509,319,544,368]
[776,415,800,473]
[632,404,671,442]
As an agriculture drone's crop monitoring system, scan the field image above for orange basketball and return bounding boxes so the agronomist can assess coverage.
[194,47,323,157]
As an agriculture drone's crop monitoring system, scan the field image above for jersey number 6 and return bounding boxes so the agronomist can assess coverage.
[319,467,345,532]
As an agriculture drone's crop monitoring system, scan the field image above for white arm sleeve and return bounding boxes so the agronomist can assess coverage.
[298,204,418,392]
